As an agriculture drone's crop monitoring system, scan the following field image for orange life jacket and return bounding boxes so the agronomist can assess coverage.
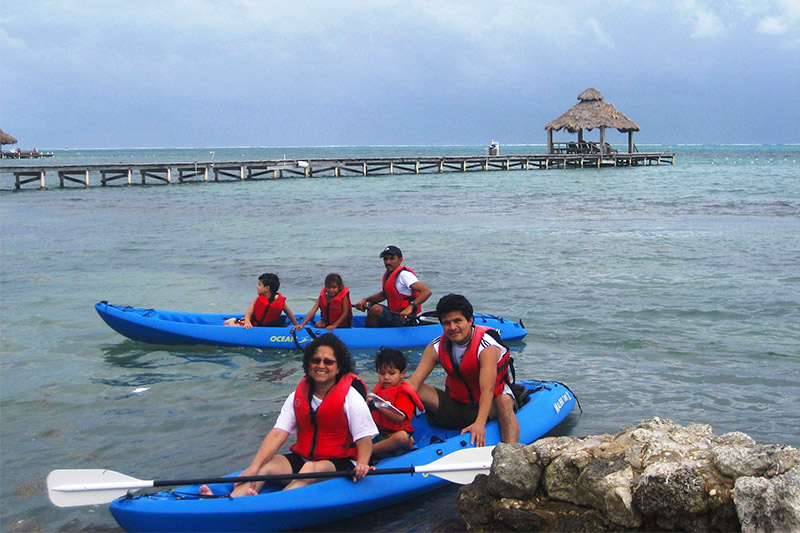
[318,286,352,328]
[382,266,421,314]
[252,294,286,327]
[437,325,512,404]
[371,381,424,433]
[290,373,367,461]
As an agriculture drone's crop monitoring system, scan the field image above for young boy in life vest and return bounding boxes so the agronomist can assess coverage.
[369,348,425,457]
[223,272,299,329]
[293,273,352,332]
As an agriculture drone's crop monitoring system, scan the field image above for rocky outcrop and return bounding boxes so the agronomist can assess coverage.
[457,418,799,532]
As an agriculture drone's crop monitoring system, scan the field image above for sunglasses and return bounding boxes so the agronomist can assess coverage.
[310,357,337,366]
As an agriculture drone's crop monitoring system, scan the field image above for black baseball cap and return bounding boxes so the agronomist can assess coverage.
[379,245,402,258]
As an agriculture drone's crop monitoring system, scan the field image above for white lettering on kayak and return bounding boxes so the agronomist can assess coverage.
[269,335,310,344]
[553,391,573,414]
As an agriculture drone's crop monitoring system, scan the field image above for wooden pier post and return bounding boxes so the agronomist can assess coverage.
[14,171,46,189]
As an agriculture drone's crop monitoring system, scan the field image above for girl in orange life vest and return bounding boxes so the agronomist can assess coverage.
[406,294,521,448]
[223,272,299,329]
[369,348,425,458]
[199,333,378,498]
[293,273,353,332]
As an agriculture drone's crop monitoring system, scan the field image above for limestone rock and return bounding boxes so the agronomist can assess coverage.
[458,418,798,532]
[734,464,800,533]
[713,443,798,478]
[486,443,541,500]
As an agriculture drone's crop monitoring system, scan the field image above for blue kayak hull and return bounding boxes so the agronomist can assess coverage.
[95,301,527,350]
[109,380,576,532]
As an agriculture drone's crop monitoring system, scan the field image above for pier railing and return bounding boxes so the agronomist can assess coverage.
[1,152,675,190]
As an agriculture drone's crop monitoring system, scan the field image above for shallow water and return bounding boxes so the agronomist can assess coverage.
[1,145,798,531]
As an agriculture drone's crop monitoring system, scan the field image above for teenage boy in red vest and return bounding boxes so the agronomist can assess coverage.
[355,245,432,328]
[406,294,520,447]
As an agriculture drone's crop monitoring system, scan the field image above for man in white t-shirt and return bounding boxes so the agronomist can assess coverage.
[406,294,520,447]
[355,245,432,328]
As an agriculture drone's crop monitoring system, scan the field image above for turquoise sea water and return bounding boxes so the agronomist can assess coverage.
[1,145,799,531]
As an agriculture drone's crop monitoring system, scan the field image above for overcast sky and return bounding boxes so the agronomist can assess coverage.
[1,0,798,148]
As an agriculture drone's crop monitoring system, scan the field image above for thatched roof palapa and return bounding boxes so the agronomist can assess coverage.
[545,88,640,154]
[0,128,18,145]
[546,88,639,133]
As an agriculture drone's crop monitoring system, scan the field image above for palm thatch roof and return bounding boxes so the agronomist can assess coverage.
[546,88,640,133]
[0,128,18,145]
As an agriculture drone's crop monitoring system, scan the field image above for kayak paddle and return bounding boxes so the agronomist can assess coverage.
[48,445,495,508]
[356,303,439,324]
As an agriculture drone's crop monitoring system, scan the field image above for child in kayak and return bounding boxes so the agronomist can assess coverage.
[293,273,352,332]
[199,333,377,497]
[369,348,424,457]
[223,272,298,329]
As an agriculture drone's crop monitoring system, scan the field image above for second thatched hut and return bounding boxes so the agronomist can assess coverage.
[0,128,18,151]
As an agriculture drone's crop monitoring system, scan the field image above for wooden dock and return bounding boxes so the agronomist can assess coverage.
[0,152,674,190]
[0,150,54,160]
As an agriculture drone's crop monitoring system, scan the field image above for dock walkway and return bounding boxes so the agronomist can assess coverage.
[0,152,674,190]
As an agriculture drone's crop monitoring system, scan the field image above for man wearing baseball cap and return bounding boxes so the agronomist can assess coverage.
[355,246,432,327]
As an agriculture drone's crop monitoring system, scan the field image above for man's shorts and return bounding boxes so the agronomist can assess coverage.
[378,305,414,327]
[424,388,482,429]
[283,452,354,473]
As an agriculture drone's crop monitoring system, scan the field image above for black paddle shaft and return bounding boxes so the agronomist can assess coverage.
[152,466,418,488]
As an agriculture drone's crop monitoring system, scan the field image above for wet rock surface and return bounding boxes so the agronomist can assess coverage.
[457,418,799,532]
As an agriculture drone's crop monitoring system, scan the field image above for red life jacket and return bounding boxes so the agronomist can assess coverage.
[318,286,352,328]
[252,294,286,327]
[290,373,367,461]
[437,325,512,404]
[382,266,421,314]
[371,382,425,433]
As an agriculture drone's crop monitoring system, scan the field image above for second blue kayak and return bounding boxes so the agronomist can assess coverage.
[95,301,527,350]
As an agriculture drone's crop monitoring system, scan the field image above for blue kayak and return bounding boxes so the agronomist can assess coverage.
[95,301,527,350]
[109,380,576,532]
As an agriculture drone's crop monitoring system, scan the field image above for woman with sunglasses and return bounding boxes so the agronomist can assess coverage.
[200,333,377,497]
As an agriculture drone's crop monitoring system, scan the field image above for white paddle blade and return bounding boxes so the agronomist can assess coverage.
[47,469,153,508]
[418,445,495,484]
